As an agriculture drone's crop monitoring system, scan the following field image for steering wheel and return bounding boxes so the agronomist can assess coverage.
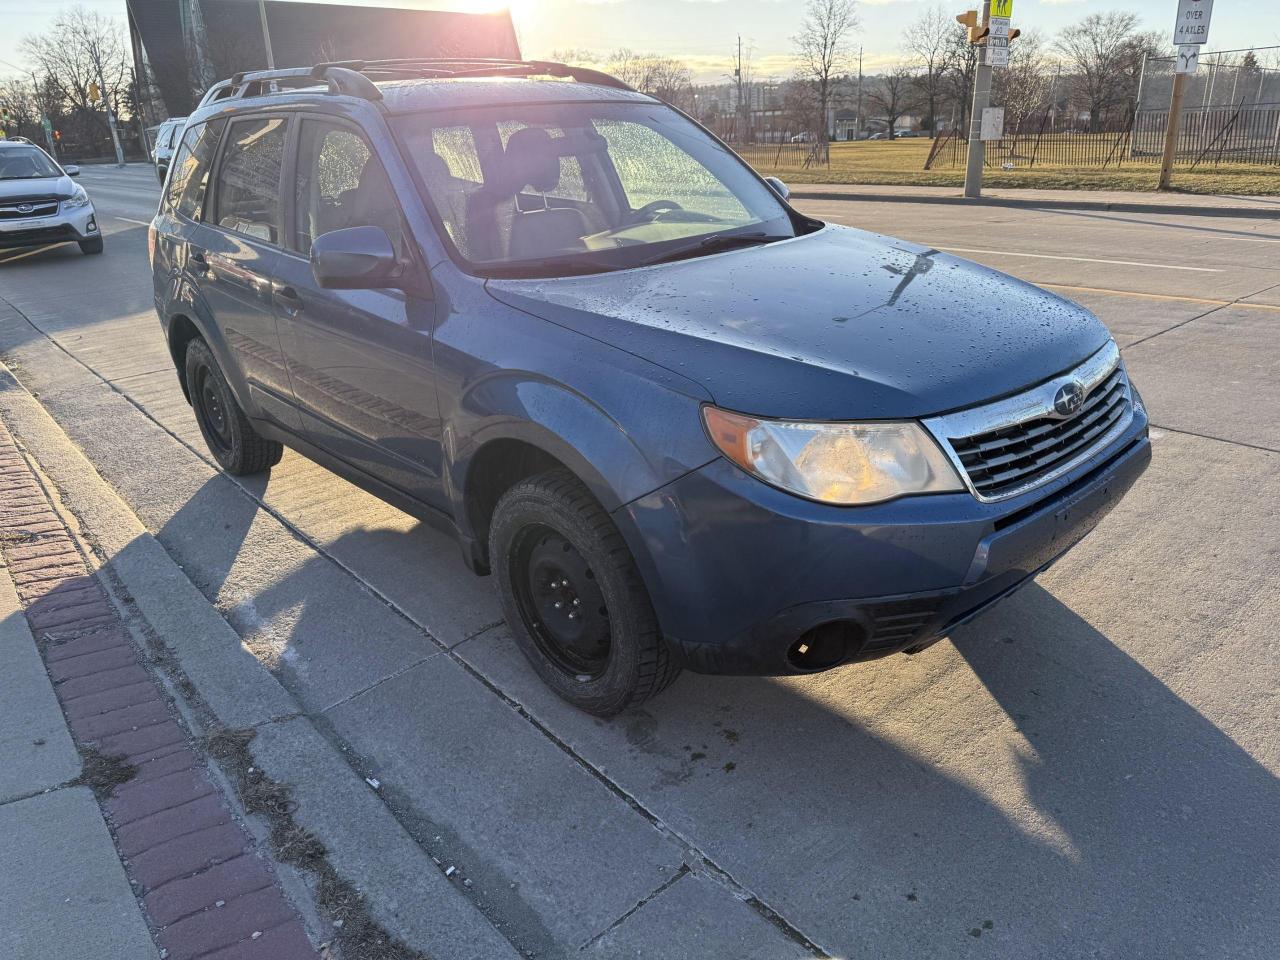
[630,199,685,223]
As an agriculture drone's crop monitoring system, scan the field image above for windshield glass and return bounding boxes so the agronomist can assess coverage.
[0,146,62,181]
[393,100,798,277]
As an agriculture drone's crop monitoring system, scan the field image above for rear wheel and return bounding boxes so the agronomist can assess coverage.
[79,236,104,255]
[185,338,283,475]
[490,469,679,715]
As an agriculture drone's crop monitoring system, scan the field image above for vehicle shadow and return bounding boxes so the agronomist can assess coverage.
[145,472,1279,959]
[475,580,1279,958]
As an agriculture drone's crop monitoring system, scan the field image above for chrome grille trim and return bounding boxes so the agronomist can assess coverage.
[0,197,61,221]
[923,340,1132,503]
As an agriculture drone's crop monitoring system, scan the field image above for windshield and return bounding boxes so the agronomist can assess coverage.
[0,146,62,180]
[393,100,799,277]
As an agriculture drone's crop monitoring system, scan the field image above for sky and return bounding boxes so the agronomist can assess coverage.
[0,0,1277,83]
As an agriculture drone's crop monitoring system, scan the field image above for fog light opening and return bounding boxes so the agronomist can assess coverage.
[787,622,861,672]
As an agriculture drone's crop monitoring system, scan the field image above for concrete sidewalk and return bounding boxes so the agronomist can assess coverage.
[0,425,318,960]
[0,543,158,960]
[787,182,1280,218]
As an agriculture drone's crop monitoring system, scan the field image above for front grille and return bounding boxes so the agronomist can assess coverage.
[0,197,61,221]
[949,366,1129,500]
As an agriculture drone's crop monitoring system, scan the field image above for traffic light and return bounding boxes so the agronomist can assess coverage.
[956,11,988,44]
[1008,28,1021,41]
[88,81,100,103]
[54,130,61,142]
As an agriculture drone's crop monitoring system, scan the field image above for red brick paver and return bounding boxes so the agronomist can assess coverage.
[0,425,318,960]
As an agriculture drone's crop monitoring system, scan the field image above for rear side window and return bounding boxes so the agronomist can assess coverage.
[164,118,225,221]
[214,116,287,243]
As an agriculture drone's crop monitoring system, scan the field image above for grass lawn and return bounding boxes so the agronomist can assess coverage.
[743,138,1280,196]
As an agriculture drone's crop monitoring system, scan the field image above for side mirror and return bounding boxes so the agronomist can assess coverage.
[764,176,790,201]
[64,165,81,177]
[311,226,399,290]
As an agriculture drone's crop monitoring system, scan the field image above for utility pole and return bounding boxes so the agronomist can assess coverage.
[94,63,125,167]
[964,0,993,198]
[1162,0,1216,190]
[856,46,864,139]
[258,0,276,70]
[1158,72,1189,190]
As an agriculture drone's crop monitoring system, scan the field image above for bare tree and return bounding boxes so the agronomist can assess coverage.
[781,76,822,138]
[1056,12,1148,131]
[23,6,131,143]
[904,4,955,135]
[942,20,979,132]
[793,0,859,140]
[548,48,695,110]
[994,29,1051,131]
[0,77,44,139]
[867,65,921,138]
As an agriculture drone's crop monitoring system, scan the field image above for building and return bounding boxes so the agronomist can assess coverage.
[127,0,520,119]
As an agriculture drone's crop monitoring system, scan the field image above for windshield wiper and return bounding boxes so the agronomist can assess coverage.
[637,231,790,268]
[482,256,615,279]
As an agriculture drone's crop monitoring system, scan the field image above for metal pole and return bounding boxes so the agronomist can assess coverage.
[1158,71,1189,190]
[963,0,993,198]
[258,0,276,70]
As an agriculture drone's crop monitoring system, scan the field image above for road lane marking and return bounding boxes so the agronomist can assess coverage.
[1041,282,1280,313]
[935,246,1223,272]
[115,217,151,226]
[0,243,63,264]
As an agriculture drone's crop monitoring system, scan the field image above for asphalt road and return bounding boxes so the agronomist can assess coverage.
[1,163,1277,959]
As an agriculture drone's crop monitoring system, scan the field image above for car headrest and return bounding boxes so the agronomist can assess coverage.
[501,127,561,194]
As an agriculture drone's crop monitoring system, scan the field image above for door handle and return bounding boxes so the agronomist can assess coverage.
[272,282,304,311]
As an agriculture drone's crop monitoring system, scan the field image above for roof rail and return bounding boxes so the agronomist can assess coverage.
[201,58,634,109]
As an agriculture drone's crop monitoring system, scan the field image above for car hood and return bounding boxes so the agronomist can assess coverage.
[485,224,1111,420]
[0,175,76,202]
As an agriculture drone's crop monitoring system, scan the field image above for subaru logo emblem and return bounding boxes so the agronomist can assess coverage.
[1053,381,1086,418]
[16,203,34,213]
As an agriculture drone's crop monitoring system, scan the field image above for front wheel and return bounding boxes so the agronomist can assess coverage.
[185,338,283,475]
[79,236,104,255]
[490,469,680,715]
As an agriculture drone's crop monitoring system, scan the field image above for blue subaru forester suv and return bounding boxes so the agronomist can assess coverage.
[150,59,1150,715]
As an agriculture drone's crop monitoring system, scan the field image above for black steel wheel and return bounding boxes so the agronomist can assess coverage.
[490,469,680,715]
[184,338,283,475]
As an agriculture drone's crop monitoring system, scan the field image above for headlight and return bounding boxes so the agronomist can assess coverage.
[703,406,964,505]
[62,187,91,210]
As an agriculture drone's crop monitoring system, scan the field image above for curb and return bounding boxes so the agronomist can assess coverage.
[788,189,1280,220]
[0,358,523,960]
[0,422,319,960]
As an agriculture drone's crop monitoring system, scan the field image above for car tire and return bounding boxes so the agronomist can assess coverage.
[185,338,283,475]
[490,468,680,716]
[79,236,104,255]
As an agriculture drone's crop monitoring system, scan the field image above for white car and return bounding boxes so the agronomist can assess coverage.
[152,116,187,184]
[0,140,101,255]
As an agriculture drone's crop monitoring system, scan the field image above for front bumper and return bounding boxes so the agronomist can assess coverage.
[0,204,98,249]
[618,405,1151,675]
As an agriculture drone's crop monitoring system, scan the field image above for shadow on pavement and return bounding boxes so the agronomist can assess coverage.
[143,473,1279,959]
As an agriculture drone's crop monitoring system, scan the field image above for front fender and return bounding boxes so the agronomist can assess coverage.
[449,371,715,520]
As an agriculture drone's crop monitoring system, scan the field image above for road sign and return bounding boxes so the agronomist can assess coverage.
[980,107,1005,141]
[1175,45,1200,74]
[991,0,1013,18]
[989,17,1010,39]
[986,36,1010,68]
[1172,0,1213,46]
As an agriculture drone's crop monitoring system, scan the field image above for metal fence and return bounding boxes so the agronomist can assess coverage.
[730,141,830,170]
[926,107,1280,171]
